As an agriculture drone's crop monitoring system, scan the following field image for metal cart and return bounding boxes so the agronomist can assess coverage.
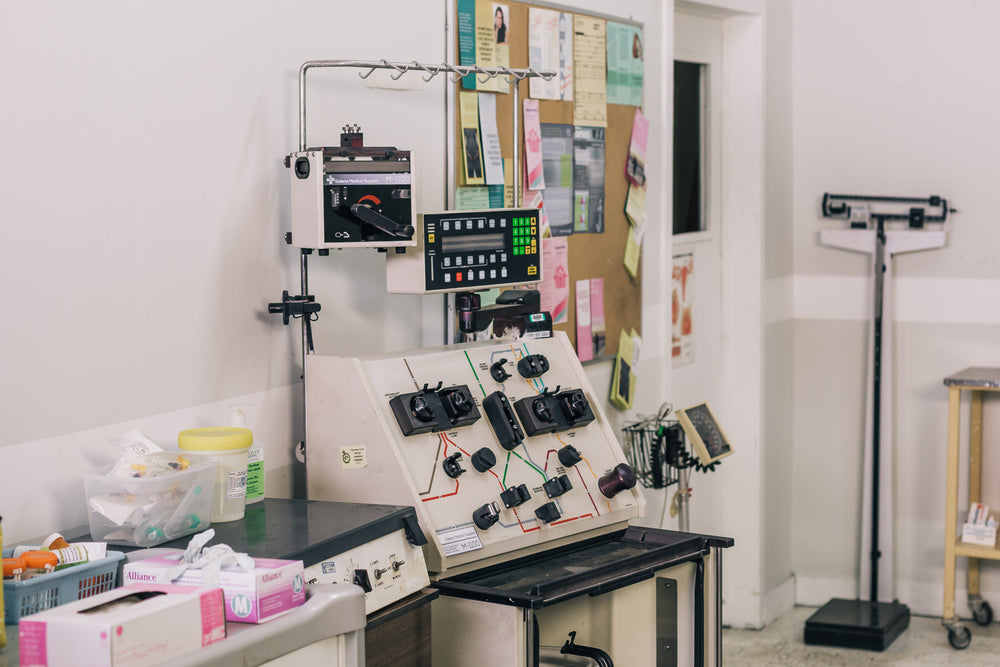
[942,367,1000,649]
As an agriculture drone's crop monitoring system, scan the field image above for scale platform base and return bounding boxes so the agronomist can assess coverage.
[804,598,910,651]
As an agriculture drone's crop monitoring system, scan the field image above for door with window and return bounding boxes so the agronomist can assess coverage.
[671,9,723,426]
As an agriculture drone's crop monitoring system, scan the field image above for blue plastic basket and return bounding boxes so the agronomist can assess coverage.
[2,548,125,623]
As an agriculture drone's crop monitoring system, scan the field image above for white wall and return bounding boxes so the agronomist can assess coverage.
[1,0,685,576]
[777,0,1000,616]
[0,0,449,543]
[2,0,786,636]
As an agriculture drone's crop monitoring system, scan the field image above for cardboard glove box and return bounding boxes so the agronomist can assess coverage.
[18,583,225,667]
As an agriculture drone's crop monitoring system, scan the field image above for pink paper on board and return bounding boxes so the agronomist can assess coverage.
[539,237,569,323]
[629,108,649,161]
[524,99,545,190]
[626,109,649,188]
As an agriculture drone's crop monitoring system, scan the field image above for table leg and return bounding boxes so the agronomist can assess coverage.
[968,390,984,597]
[944,387,962,622]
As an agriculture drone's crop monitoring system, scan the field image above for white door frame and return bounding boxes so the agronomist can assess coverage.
[671,0,765,629]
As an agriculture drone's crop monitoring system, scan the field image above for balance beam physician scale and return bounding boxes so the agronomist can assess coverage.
[804,193,952,651]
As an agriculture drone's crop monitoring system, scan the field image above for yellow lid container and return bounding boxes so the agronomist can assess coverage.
[178,427,253,522]
[178,427,253,451]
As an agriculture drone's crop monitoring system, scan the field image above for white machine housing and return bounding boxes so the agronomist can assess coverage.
[306,332,646,575]
[302,527,429,615]
[288,149,417,250]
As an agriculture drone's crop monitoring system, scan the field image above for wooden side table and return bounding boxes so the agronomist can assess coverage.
[943,367,1000,649]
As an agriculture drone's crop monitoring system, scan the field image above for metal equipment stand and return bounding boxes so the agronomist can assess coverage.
[267,58,554,460]
[805,193,951,651]
[621,405,724,533]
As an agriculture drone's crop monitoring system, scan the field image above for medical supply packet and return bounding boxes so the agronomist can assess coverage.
[123,553,305,624]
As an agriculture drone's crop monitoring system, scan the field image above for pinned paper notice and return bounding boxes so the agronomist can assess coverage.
[457,186,491,210]
[460,91,485,185]
[539,237,569,323]
[528,7,573,101]
[575,279,593,362]
[479,92,504,185]
[524,99,545,191]
[624,227,641,279]
[573,16,608,128]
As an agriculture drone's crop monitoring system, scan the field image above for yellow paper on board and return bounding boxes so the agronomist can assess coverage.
[623,227,641,278]
[460,91,486,185]
[625,183,646,227]
[610,329,636,410]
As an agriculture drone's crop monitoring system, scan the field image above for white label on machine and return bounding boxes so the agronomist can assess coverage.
[340,446,368,469]
[437,526,484,556]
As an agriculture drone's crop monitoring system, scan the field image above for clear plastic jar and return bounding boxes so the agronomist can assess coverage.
[178,427,252,522]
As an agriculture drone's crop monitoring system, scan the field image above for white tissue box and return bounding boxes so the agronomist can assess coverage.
[962,522,998,547]
[18,583,225,667]
[122,553,305,624]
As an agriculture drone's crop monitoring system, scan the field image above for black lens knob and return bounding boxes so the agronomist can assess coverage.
[566,393,587,417]
[533,398,553,422]
[446,390,472,416]
[411,394,435,422]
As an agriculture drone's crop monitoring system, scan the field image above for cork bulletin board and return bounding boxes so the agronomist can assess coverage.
[453,1,644,360]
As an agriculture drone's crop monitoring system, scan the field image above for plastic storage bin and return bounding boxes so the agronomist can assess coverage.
[83,454,216,547]
[2,548,125,623]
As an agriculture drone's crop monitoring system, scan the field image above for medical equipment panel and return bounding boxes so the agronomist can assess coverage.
[385,208,542,293]
[305,332,644,574]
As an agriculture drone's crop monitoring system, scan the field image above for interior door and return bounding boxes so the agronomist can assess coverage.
[671,9,725,532]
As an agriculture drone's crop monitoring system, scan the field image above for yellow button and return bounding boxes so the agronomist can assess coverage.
[527,265,537,275]
[428,233,435,243]
[531,226,537,235]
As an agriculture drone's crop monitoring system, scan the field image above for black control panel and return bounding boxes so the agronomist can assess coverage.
[389,384,481,436]
[421,208,540,291]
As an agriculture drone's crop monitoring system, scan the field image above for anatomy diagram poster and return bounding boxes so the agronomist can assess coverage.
[672,252,694,366]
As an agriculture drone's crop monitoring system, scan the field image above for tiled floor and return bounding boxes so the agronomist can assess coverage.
[723,607,1000,665]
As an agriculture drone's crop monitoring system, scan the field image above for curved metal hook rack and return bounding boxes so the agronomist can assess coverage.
[297,58,555,207]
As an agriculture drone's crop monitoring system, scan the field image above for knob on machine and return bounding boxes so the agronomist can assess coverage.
[490,359,511,382]
[470,447,497,472]
[443,452,466,479]
[558,444,583,467]
[598,463,638,498]
[389,384,481,436]
[473,502,501,530]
